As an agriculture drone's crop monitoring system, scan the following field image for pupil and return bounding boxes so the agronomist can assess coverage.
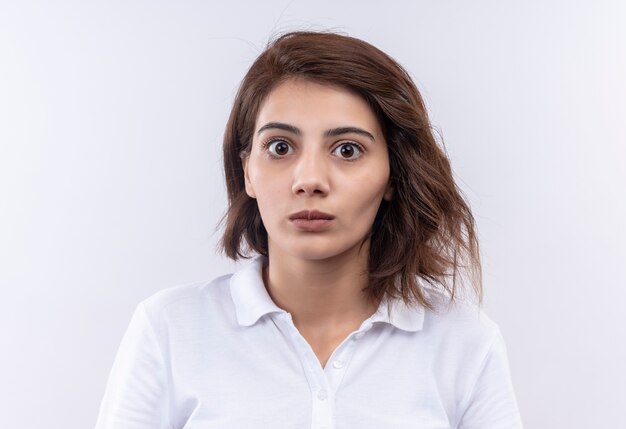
[341,145,354,158]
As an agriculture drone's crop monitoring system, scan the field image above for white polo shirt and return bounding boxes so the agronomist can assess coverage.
[95,256,523,429]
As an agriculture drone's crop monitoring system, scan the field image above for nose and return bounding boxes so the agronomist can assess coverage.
[291,149,330,197]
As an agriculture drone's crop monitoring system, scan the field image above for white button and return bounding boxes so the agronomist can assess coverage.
[353,332,363,340]
[332,359,344,369]
[317,389,328,400]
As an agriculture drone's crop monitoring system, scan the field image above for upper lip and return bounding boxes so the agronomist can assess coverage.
[289,210,335,220]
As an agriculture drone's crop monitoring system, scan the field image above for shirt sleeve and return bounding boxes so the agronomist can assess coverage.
[94,302,171,429]
[457,328,524,429]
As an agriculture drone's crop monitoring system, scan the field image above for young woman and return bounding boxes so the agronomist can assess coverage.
[95,31,523,429]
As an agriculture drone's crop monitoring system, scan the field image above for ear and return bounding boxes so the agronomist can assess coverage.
[242,155,256,198]
[383,181,394,201]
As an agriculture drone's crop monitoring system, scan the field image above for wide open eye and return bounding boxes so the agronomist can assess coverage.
[332,142,364,161]
[266,139,294,157]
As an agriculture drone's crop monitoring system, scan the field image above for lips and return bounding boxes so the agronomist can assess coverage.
[288,210,335,232]
[288,210,335,220]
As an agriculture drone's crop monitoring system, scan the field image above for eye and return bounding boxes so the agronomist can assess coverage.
[332,142,363,161]
[265,139,294,157]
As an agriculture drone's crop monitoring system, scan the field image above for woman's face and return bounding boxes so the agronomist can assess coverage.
[243,79,393,262]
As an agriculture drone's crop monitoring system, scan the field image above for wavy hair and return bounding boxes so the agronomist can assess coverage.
[218,31,482,310]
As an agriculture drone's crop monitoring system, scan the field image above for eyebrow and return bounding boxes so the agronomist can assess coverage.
[256,122,376,142]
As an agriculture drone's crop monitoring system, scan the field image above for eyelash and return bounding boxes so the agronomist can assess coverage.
[260,137,365,162]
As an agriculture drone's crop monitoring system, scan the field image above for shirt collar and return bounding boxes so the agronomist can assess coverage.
[230,255,285,327]
[229,254,425,332]
[367,296,425,332]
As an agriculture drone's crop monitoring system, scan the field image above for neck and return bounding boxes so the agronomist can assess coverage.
[263,239,377,330]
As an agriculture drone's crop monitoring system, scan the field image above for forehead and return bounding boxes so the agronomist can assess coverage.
[254,79,383,136]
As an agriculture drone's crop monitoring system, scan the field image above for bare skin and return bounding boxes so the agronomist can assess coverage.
[243,79,392,367]
[262,238,377,367]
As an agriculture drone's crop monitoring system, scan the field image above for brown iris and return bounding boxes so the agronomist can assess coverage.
[274,141,289,155]
[339,144,355,158]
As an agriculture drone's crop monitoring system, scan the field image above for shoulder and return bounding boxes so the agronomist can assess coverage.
[416,288,515,423]
[138,272,236,330]
[419,292,523,428]
[420,286,501,360]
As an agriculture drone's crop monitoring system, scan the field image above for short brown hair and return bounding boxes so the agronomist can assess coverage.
[219,31,481,310]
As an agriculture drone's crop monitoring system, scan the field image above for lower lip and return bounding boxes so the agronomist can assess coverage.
[290,218,334,231]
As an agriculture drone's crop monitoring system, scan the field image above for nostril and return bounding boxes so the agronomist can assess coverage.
[295,186,326,196]
[292,172,330,196]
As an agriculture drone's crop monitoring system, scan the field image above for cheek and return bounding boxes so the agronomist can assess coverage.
[249,170,288,221]
[339,171,390,228]
[248,158,281,193]
[345,164,390,201]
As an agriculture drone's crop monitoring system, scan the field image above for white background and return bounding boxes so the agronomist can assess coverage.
[1,1,625,428]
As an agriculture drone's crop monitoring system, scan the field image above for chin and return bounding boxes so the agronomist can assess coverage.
[278,239,369,263]
[284,246,342,261]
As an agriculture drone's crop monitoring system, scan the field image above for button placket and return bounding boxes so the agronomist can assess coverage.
[310,372,332,429]
[273,313,333,429]
[317,388,329,400]
[323,330,364,398]
[331,359,344,369]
